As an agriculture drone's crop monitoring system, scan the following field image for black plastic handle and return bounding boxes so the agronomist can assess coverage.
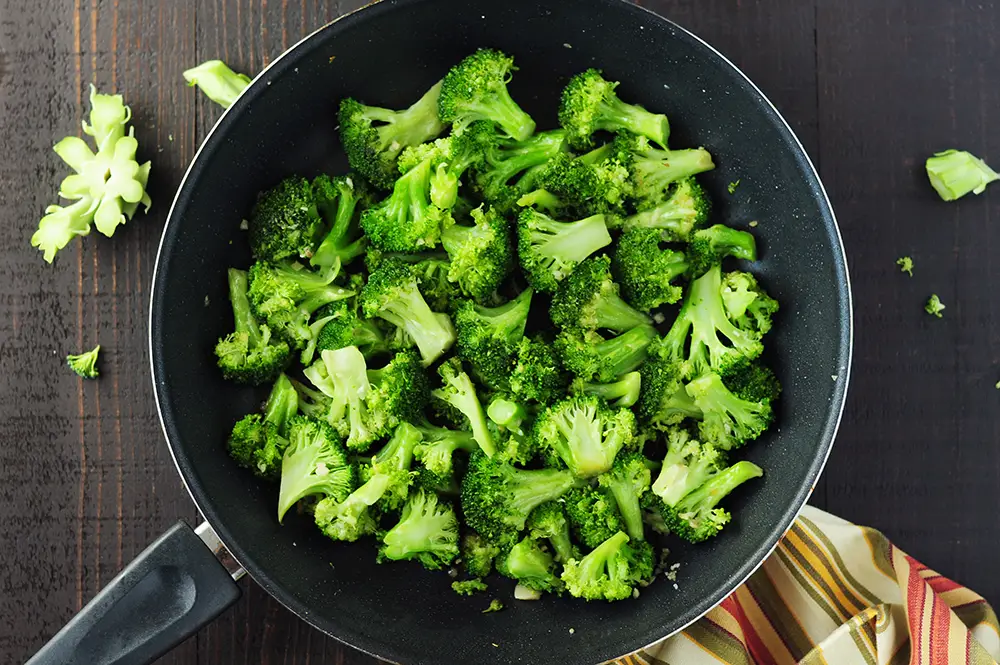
[27,521,241,665]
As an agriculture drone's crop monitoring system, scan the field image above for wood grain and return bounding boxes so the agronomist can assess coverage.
[0,1,997,664]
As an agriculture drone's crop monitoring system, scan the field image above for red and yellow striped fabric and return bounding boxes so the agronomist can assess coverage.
[619,507,1000,665]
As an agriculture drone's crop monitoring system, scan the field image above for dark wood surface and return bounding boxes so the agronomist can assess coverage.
[1,1,998,663]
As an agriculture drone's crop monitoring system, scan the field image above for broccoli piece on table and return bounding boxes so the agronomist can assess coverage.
[67,345,101,379]
[613,228,688,311]
[896,256,914,276]
[622,178,712,240]
[277,415,354,522]
[379,489,460,570]
[441,205,514,300]
[228,373,298,479]
[533,394,636,478]
[432,358,495,457]
[248,176,325,263]
[474,129,569,211]
[360,157,453,252]
[338,81,446,189]
[452,579,488,596]
[516,208,612,293]
[462,531,502,578]
[555,324,657,383]
[686,373,774,450]
[925,149,1000,201]
[508,336,569,405]
[560,531,652,601]
[571,371,641,410]
[551,256,650,333]
[361,258,456,365]
[559,69,669,150]
[310,174,371,269]
[438,49,536,141]
[563,486,623,549]
[720,271,779,336]
[688,224,757,277]
[183,59,251,108]
[596,451,651,541]
[497,536,563,593]
[454,289,532,391]
[215,268,290,385]
[925,294,946,318]
[527,501,577,564]
[637,348,702,429]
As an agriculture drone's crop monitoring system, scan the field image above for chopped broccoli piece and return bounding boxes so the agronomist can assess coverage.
[314,472,388,542]
[67,345,101,379]
[533,395,636,478]
[563,486,623,549]
[560,531,652,601]
[551,256,650,333]
[462,531,502,577]
[183,59,251,108]
[497,536,563,593]
[438,49,536,141]
[720,271,779,336]
[527,501,577,564]
[441,205,514,300]
[637,351,702,429]
[432,358,495,457]
[613,228,688,311]
[596,451,651,540]
[311,174,371,269]
[728,179,740,194]
[619,134,715,208]
[688,224,758,277]
[454,289,533,391]
[277,416,354,522]
[215,268,290,385]
[482,599,505,613]
[360,157,453,252]
[399,121,494,210]
[516,188,569,216]
[315,299,392,360]
[487,395,538,465]
[413,422,478,488]
[338,81,446,189]
[508,336,569,405]
[559,69,669,149]
[379,489,460,570]
[555,324,658,383]
[516,208,612,293]
[539,145,633,217]
[248,176,325,263]
[686,373,774,450]
[571,371,641,409]
[452,579,488,595]
[925,149,999,201]
[925,294,946,318]
[227,373,298,479]
[622,178,712,239]
[897,256,914,276]
[474,129,569,210]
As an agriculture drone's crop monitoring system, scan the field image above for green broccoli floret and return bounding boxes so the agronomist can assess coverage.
[925,149,1000,201]
[474,129,569,211]
[688,224,758,277]
[66,344,101,379]
[413,422,478,488]
[539,145,633,217]
[461,449,579,543]
[228,373,298,479]
[462,531,502,577]
[441,205,514,300]
[399,121,494,210]
[612,228,689,312]
[438,49,536,141]
[516,208,612,293]
[720,271,779,336]
[360,258,456,365]
[533,395,636,478]
[482,599,505,613]
[314,299,392,359]
[453,289,532,391]
[452,579,488,595]
[723,362,782,403]
[182,59,251,108]
[379,489,460,570]
[560,531,652,601]
[508,336,570,405]
[338,81,446,189]
[596,451,651,540]
[497,536,563,593]
[516,188,569,216]
[486,395,537,465]
[551,256,650,333]
[617,134,715,208]
[215,268,290,385]
[637,349,702,429]
[359,157,453,252]
[314,472,387,542]
[571,371,642,409]
[310,174,370,269]
[562,486,623,549]
[897,256,914,276]
[527,501,577,563]
[276,416,354,522]
[558,69,669,150]
[555,324,657,383]
[622,179,712,240]
[687,373,773,450]
[925,294,946,318]
[656,265,764,379]
[248,176,324,263]
[432,358,495,457]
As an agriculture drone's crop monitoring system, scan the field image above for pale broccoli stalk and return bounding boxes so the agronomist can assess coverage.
[926,149,999,201]
[183,60,252,108]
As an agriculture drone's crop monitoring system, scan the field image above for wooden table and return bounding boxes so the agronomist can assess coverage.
[2,1,998,663]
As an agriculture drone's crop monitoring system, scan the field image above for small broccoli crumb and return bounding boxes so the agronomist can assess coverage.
[204,295,210,307]
[239,219,249,231]
[482,599,504,613]
[925,294,946,318]
[748,220,758,228]
[67,345,101,379]
[452,579,488,596]
[896,256,914,276]
[728,179,740,194]
[568,628,575,634]
[995,380,999,390]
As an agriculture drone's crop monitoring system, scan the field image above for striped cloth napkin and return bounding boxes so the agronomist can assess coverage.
[618,506,1000,665]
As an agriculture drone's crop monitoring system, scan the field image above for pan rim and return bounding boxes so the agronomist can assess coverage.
[148,0,853,662]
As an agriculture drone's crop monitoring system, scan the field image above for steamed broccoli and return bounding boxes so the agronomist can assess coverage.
[453,289,532,391]
[497,536,563,593]
[720,271,779,336]
[399,121,494,210]
[555,324,658,383]
[925,294,946,318]
[722,362,782,404]
[339,81,446,189]
[637,348,702,429]
[619,134,715,208]
[314,299,392,359]
[277,416,355,522]
[562,486,623,549]
[66,345,101,379]
[686,372,774,450]
[438,49,536,141]
[622,178,712,239]
[452,579,488,595]
[539,145,633,217]
[571,371,641,409]
[413,422,478,488]
[310,174,370,269]
[379,489,460,570]
[361,258,456,365]
[432,358,495,457]
[516,208,612,293]
[688,224,757,277]
[550,256,650,333]
[228,373,298,479]
[527,501,577,563]
[248,176,325,263]
[462,531,502,577]
[508,336,569,405]
[461,449,579,543]
[441,205,514,299]
[596,451,651,540]
[533,395,636,478]
[613,228,689,311]
[559,69,669,149]
[215,268,290,385]
[474,129,568,210]
[516,188,569,216]
[486,395,538,465]
[360,157,453,252]
[560,531,653,601]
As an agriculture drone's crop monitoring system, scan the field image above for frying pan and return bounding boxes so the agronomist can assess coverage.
[27,0,852,663]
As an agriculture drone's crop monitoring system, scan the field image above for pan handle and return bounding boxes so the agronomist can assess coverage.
[26,520,242,665]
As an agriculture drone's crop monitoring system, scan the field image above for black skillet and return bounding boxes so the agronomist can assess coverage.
[27,0,852,663]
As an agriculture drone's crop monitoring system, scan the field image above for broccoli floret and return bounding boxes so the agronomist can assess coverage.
[438,49,536,141]
[637,349,702,429]
[461,449,579,543]
[539,146,633,217]
[555,324,657,383]
[497,536,563,593]
[338,81,446,189]
[551,256,650,333]
[248,176,324,263]
[516,208,612,293]
[623,178,712,239]
[453,289,533,391]
[508,336,570,405]
[560,531,652,601]
[482,599,505,613]
[686,373,774,450]
[314,472,388,542]
[360,157,453,252]
[527,501,577,563]
[413,422,478,488]
[462,531,502,577]
[276,416,354,522]
[613,228,689,311]
[441,206,514,300]
[925,149,1000,201]
[533,395,636,478]
[215,268,290,385]
[516,188,569,216]
[486,395,537,465]
[559,69,669,150]
[925,294,946,318]
[616,134,715,208]
[596,451,651,540]
[452,579,488,595]
[379,489,460,570]
[571,371,641,409]
[360,259,456,365]
[182,59,251,108]
[399,121,494,210]
[228,373,298,479]
[66,345,101,379]
[720,271,779,336]
[310,174,370,269]
[897,256,914,276]
[688,224,757,277]
[562,486,623,549]
[723,362,782,403]
[432,358,495,457]
[314,299,392,359]
[474,129,569,211]
[656,265,764,379]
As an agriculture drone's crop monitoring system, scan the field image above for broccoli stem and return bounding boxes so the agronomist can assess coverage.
[263,373,298,432]
[538,214,612,264]
[635,148,715,194]
[601,100,669,148]
[380,287,455,366]
[228,268,261,347]
[469,86,536,141]
[508,467,581,521]
[577,372,641,408]
[598,324,658,380]
[605,479,643,541]
[373,81,446,152]
[487,397,528,433]
[593,292,651,332]
[675,461,763,516]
